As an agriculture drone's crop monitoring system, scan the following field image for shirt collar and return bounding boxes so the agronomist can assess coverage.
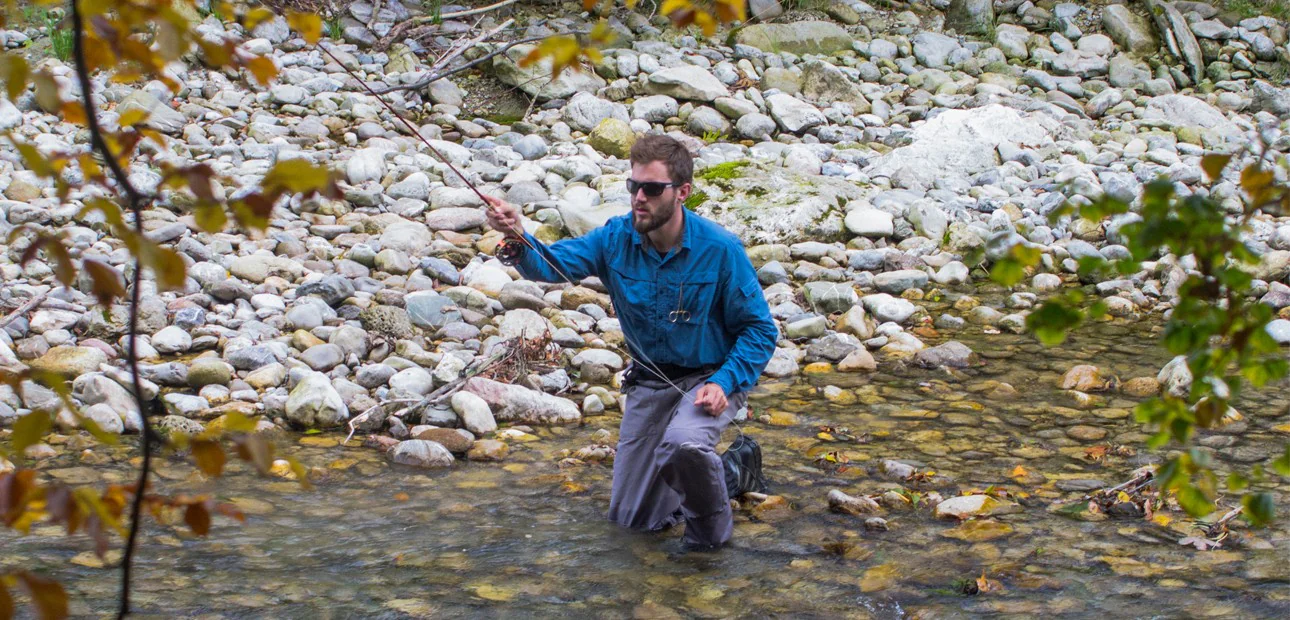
[628,206,693,252]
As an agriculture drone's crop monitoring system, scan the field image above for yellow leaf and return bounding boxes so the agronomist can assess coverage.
[287,12,322,45]
[1117,491,1133,503]
[0,53,29,100]
[714,0,747,22]
[1151,514,1173,527]
[263,158,335,195]
[693,9,718,36]
[1200,154,1231,182]
[243,7,276,32]
[32,71,60,114]
[142,243,187,291]
[816,432,835,441]
[118,107,150,127]
[1010,465,1029,478]
[246,55,278,86]
[191,440,226,477]
[12,411,52,453]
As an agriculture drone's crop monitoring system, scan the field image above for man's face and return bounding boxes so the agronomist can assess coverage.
[629,160,689,235]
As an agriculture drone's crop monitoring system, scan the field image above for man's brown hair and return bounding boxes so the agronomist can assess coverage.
[629,134,693,185]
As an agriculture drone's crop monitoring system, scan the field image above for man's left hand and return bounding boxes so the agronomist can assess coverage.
[693,383,728,416]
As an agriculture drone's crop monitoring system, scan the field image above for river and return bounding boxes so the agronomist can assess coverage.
[3,317,1289,618]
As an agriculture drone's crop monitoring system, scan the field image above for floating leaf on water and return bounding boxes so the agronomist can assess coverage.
[471,583,517,602]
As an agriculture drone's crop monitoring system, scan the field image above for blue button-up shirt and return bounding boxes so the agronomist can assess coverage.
[515,208,778,395]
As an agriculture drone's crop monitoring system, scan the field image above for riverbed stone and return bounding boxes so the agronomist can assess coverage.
[285,371,349,428]
[934,495,1022,519]
[463,377,580,425]
[390,440,455,468]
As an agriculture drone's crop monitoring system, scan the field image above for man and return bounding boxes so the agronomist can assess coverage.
[483,135,778,550]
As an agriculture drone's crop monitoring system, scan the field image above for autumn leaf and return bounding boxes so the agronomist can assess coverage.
[82,259,126,308]
[141,242,187,291]
[246,55,278,86]
[263,158,336,195]
[287,12,322,45]
[191,440,226,477]
[0,53,29,100]
[32,71,59,114]
[12,412,52,453]
[16,571,68,620]
[0,579,13,620]
[118,107,150,127]
[975,571,1001,593]
[1010,465,1028,478]
[1200,154,1231,182]
[184,502,211,536]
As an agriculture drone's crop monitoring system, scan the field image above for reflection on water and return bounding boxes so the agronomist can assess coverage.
[4,318,1290,618]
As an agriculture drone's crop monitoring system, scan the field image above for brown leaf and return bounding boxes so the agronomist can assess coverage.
[191,440,226,478]
[142,242,187,291]
[17,571,68,620]
[184,502,211,536]
[0,580,13,620]
[235,435,274,474]
[82,259,126,309]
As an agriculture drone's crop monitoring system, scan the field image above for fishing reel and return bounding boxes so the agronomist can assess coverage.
[496,237,526,266]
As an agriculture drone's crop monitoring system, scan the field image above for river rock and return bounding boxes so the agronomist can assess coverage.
[117,90,187,134]
[467,439,509,461]
[733,21,852,55]
[645,65,730,102]
[1060,364,1105,391]
[913,341,976,369]
[765,93,825,134]
[414,427,474,454]
[945,0,994,37]
[828,489,882,515]
[451,390,496,435]
[493,44,606,100]
[588,118,636,158]
[463,377,580,425]
[29,346,107,376]
[1101,4,1157,55]
[868,105,1059,190]
[390,439,455,468]
[934,495,1022,519]
[285,371,349,428]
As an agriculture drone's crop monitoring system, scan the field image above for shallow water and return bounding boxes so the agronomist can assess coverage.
[4,317,1290,618]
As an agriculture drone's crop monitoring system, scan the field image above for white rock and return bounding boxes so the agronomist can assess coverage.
[150,326,192,354]
[284,372,349,428]
[389,367,435,396]
[346,148,387,184]
[766,93,826,134]
[844,208,894,237]
[646,65,730,102]
[451,390,497,435]
[499,308,551,340]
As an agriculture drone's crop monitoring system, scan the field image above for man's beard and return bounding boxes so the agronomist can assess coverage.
[632,200,678,235]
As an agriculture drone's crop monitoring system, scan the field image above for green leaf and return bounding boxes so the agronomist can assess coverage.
[262,158,335,195]
[1053,500,1090,518]
[1242,492,1274,527]
[12,412,52,453]
[989,258,1024,287]
[1175,485,1215,517]
[193,202,227,234]
[1272,445,1290,477]
[1226,471,1249,492]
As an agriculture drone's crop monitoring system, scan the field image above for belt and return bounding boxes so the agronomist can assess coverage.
[623,362,717,387]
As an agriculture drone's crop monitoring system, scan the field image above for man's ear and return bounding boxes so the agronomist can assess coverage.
[675,182,691,204]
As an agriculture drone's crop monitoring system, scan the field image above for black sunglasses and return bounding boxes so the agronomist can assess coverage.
[627,179,682,197]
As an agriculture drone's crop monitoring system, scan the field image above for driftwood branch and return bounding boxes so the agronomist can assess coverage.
[380,0,517,47]
[0,292,48,329]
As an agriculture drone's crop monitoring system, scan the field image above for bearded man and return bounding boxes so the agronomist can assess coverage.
[484,135,777,550]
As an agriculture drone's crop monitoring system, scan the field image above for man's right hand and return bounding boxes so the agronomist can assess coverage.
[483,195,523,239]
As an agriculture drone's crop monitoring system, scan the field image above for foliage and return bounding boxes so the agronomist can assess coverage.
[697,159,748,182]
[43,10,74,62]
[1226,0,1290,20]
[521,0,746,75]
[0,0,336,617]
[990,149,1290,526]
[683,190,708,210]
[325,14,344,40]
[701,129,726,144]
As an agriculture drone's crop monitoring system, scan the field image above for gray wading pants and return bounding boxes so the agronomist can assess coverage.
[607,370,747,547]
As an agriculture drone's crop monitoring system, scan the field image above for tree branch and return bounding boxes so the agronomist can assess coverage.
[372,30,588,95]
[70,1,152,617]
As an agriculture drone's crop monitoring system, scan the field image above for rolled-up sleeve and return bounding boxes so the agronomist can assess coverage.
[706,250,778,395]
[515,228,606,284]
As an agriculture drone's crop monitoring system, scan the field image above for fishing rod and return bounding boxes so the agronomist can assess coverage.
[311,42,722,412]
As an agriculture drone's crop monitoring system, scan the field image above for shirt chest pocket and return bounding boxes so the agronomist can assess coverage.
[665,270,719,327]
[608,264,654,324]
